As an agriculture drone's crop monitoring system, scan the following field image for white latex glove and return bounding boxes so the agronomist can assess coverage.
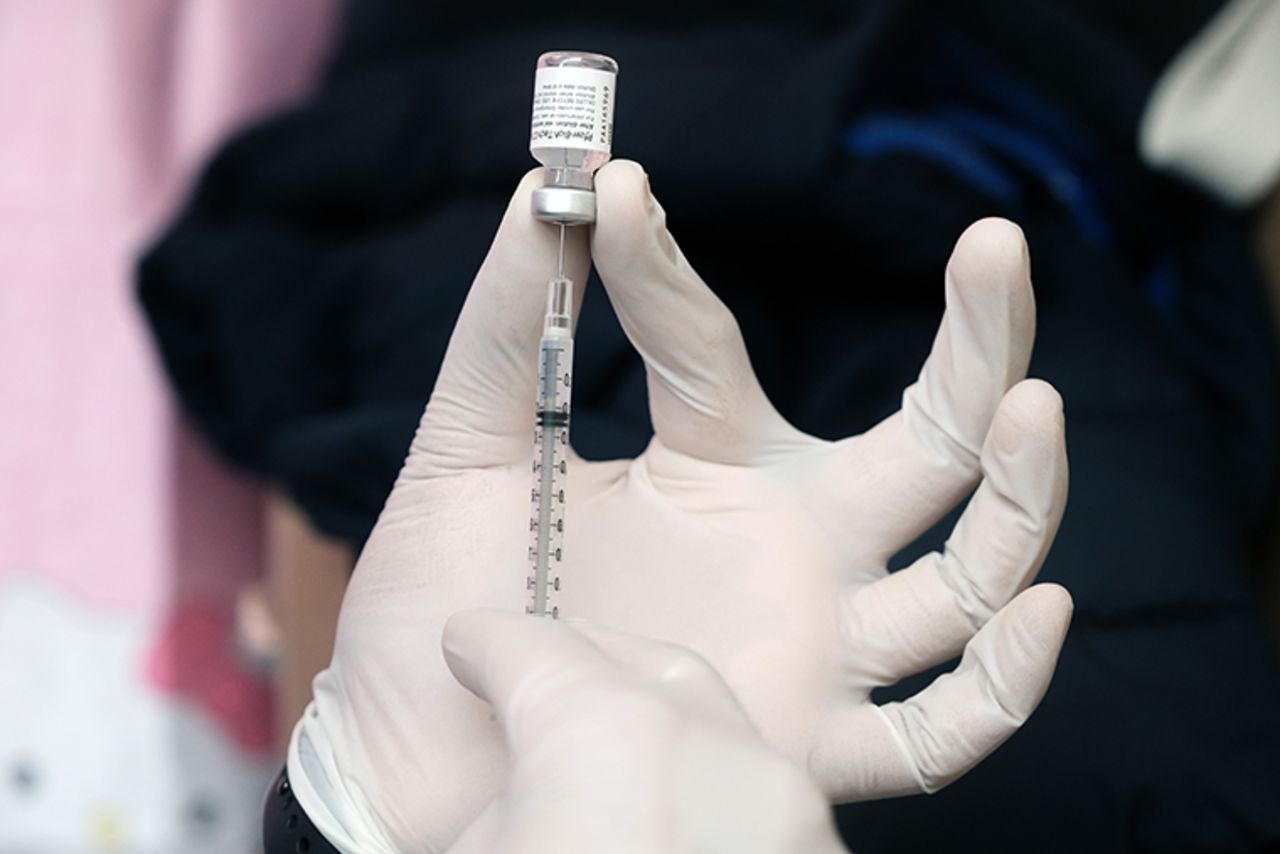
[286,161,1073,853]
[440,608,848,854]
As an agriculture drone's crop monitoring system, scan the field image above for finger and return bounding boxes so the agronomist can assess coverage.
[818,218,1035,558]
[810,584,1072,801]
[592,160,813,465]
[837,380,1067,687]
[406,169,591,476]
[570,621,753,730]
[442,608,614,752]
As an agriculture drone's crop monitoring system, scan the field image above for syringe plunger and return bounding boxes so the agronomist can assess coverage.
[545,276,572,333]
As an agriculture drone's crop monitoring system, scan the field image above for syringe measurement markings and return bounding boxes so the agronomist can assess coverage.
[530,344,565,617]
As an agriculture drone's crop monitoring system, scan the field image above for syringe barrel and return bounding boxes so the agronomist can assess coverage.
[528,331,573,618]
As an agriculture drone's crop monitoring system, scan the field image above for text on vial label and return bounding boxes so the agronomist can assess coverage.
[530,67,615,153]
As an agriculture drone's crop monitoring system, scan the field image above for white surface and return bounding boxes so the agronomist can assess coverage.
[0,583,273,853]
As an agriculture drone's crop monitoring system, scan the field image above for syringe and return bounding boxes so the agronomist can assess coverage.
[525,49,617,617]
[527,226,573,618]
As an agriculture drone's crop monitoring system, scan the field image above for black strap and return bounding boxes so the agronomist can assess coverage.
[263,765,343,853]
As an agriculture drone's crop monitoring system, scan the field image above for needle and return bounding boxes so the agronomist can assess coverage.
[557,223,566,280]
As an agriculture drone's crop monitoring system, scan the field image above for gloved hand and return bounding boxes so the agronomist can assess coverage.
[286,161,1072,853]
[441,608,849,854]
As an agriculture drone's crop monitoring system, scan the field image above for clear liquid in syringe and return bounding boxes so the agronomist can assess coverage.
[527,276,573,618]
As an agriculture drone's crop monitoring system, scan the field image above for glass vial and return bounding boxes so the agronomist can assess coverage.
[529,50,618,225]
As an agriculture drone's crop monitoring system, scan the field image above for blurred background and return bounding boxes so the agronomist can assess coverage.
[3,0,1279,852]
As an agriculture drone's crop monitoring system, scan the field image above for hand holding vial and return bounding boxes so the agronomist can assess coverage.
[282,157,1071,852]
[279,48,1072,854]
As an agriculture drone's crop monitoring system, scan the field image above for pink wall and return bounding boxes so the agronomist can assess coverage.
[0,0,336,609]
[0,4,338,846]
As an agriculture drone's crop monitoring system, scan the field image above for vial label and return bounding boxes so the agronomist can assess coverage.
[530,66,615,153]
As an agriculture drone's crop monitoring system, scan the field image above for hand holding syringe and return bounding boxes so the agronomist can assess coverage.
[287,53,1072,854]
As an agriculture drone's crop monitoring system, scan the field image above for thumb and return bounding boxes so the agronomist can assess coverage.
[442,608,610,751]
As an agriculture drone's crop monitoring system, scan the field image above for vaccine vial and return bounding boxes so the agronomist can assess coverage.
[529,51,618,225]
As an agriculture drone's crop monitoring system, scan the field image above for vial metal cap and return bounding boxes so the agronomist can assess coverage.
[532,186,596,226]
